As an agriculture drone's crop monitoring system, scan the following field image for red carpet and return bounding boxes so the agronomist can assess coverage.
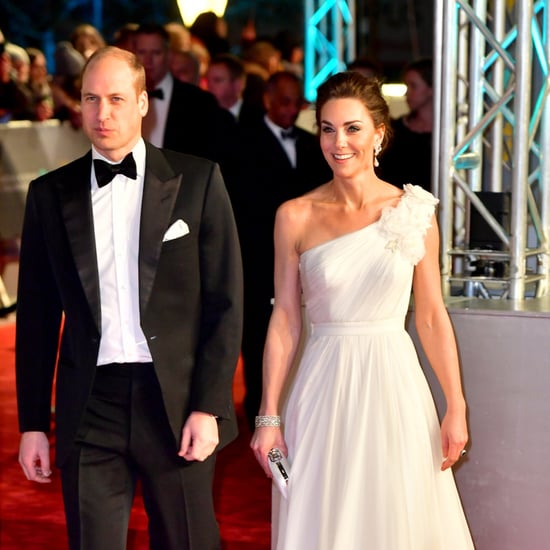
[0,321,271,549]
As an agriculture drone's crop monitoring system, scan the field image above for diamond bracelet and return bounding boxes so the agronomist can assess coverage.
[255,415,281,428]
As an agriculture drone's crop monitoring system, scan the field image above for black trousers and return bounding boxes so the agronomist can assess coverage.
[60,363,220,550]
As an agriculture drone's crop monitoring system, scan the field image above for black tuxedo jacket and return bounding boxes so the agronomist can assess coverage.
[230,120,331,299]
[16,142,243,467]
[163,78,237,167]
[235,99,265,130]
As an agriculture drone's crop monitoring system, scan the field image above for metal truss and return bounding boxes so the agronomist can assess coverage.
[434,0,550,299]
[303,0,356,102]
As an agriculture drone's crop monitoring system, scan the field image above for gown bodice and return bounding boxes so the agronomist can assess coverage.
[299,184,439,326]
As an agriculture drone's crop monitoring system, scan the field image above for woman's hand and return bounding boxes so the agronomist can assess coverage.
[250,427,288,477]
[440,408,469,471]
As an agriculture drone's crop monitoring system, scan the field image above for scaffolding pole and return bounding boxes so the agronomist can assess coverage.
[434,0,550,299]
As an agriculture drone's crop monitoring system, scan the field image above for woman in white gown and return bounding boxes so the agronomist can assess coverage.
[251,71,474,550]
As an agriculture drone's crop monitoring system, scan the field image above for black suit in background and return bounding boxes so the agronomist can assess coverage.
[160,78,239,179]
[163,79,222,154]
[16,143,243,549]
[237,100,265,132]
[377,116,432,192]
[134,24,238,178]
[234,96,265,130]
[229,120,332,430]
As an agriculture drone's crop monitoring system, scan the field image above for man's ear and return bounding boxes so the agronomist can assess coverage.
[139,90,148,117]
[262,92,271,111]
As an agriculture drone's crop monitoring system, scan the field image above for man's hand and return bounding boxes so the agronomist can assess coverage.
[178,412,219,462]
[19,431,52,483]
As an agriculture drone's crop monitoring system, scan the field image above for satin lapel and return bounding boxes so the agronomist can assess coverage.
[57,152,101,331]
[139,143,182,314]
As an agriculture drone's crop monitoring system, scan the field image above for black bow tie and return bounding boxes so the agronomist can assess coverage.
[280,127,297,140]
[148,88,164,100]
[94,153,137,188]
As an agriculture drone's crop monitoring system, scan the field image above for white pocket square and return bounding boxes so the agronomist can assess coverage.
[163,219,190,242]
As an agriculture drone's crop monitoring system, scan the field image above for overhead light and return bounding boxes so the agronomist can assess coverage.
[176,0,228,27]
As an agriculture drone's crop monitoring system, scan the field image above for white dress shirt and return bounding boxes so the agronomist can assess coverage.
[228,98,243,121]
[91,138,153,364]
[264,115,297,168]
[143,72,173,147]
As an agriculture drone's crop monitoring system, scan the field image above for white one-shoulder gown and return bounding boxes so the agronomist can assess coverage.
[273,185,474,550]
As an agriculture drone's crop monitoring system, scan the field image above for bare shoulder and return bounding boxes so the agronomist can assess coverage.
[377,180,405,206]
[276,182,330,225]
[274,184,331,252]
[275,196,312,241]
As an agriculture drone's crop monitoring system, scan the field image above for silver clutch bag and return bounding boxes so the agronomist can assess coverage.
[268,448,290,499]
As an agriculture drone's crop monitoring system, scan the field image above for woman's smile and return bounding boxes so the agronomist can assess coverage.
[333,153,354,161]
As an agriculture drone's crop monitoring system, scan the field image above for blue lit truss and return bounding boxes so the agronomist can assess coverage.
[303,0,356,102]
[435,0,550,299]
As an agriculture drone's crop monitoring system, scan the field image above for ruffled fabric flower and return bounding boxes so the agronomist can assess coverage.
[378,184,439,265]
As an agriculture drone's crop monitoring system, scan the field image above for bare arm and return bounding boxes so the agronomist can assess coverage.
[250,202,304,476]
[412,215,468,470]
[50,79,82,128]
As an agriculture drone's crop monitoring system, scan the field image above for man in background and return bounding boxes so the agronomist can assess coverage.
[134,23,236,168]
[233,71,331,430]
[206,53,264,128]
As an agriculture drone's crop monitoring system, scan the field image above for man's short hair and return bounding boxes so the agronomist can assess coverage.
[210,53,245,81]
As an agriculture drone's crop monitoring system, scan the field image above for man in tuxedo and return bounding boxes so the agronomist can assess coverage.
[134,24,235,166]
[206,53,264,129]
[16,46,243,550]
[232,71,331,430]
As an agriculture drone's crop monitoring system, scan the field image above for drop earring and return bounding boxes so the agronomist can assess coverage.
[374,143,382,167]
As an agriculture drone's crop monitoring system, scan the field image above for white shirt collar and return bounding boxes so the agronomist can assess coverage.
[228,98,243,120]
[153,72,174,100]
[264,115,297,168]
[264,114,293,140]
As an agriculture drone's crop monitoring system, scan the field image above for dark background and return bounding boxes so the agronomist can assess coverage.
[0,0,434,81]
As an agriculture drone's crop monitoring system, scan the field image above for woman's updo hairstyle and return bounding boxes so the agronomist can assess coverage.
[315,71,392,150]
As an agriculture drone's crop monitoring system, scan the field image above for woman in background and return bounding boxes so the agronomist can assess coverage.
[378,57,433,192]
[25,47,54,121]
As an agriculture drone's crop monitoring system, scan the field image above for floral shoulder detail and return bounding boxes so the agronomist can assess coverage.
[378,184,439,265]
